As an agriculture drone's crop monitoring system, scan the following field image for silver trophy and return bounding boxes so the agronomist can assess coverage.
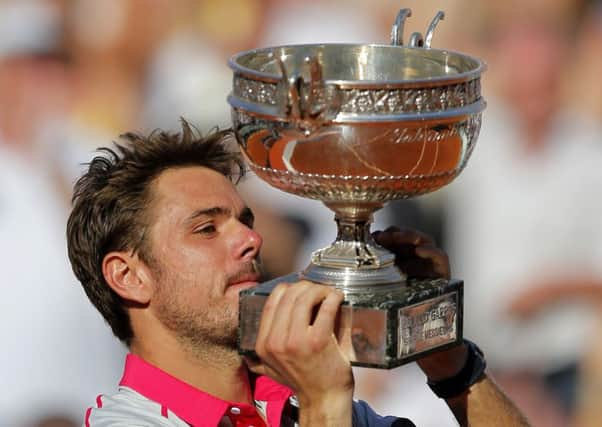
[229,9,485,368]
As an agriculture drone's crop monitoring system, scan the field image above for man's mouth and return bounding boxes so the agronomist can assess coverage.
[228,273,261,288]
[226,259,263,292]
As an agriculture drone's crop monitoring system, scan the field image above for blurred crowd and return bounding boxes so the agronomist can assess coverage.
[0,0,600,426]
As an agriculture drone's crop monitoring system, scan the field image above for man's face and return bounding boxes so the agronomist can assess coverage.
[144,166,263,351]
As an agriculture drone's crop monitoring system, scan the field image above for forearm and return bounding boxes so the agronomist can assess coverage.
[298,391,353,427]
[445,374,531,427]
[419,341,530,427]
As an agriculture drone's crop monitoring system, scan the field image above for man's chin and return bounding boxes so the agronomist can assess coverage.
[165,312,240,353]
[183,327,239,353]
[208,317,240,350]
[214,328,239,351]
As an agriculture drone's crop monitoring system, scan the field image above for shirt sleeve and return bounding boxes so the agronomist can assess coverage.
[352,400,416,427]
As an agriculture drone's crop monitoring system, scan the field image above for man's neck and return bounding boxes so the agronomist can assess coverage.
[129,330,254,405]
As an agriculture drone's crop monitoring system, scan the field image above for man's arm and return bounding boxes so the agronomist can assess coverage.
[249,226,531,426]
[375,227,531,427]
[418,342,531,427]
[447,376,531,427]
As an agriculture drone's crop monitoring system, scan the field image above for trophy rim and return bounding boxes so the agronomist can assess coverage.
[230,96,486,123]
[228,43,487,88]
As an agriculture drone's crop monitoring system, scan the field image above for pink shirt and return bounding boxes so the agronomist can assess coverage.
[85,354,295,427]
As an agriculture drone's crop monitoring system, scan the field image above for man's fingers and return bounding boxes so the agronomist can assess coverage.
[265,282,308,345]
[288,283,336,338]
[373,228,435,249]
[257,281,341,359]
[397,259,438,278]
[311,290,345,345]
[372,228,449,279]
[243,356,263,373]
[256,283,288,349]
[244,357,289,386]
[397,245,450,279]
[415,244,450,279]
[270,281,324,345]
[393,229,435,247]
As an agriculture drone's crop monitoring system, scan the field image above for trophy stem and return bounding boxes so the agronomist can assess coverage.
[300,202,406,294]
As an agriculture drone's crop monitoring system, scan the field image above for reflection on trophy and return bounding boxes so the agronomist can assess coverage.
[229,8,486,368]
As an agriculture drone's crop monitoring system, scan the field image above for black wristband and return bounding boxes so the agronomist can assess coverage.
[427,339,487,400]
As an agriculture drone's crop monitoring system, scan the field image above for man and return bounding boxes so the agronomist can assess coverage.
[67,120,529,426]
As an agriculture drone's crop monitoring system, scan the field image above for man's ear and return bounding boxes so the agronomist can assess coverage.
[102,251,154,304]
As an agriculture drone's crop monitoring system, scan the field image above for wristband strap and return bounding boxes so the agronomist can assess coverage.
[427,339,487,399]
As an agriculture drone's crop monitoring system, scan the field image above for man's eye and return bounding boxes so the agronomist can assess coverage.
[195,224,217,234]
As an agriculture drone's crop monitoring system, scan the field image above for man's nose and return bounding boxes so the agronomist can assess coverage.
[237,224,263,261]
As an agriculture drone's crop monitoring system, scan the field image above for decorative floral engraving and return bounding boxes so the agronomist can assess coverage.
[233,76,279,106]
[337,80,481,114]
[233,75,482,115]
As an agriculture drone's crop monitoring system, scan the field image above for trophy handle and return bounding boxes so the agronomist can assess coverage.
[425,11,445,48]
[273,53,302,118]
[272,53,341,132]
[391,8,412,46]
[408,32,424,48]
[391,9,445,48]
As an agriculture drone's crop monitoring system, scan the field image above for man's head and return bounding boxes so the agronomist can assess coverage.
[67,120,263,350]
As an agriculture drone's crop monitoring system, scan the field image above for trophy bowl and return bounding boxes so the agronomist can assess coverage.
[229,9,486,368]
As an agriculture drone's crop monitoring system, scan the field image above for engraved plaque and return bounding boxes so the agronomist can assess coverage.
[398,293,458,358]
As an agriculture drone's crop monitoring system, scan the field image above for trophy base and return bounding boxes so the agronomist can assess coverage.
[238,273,463,369]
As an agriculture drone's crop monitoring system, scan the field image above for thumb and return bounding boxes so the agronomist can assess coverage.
[243,356,268,376]
[243,356,288,386]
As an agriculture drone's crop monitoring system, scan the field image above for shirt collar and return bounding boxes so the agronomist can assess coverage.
[119,353,293,427]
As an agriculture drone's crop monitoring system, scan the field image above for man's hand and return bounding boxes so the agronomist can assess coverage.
[372,228,530,425]
[246,281,353,426]
[417,341,469,382]
[373,227,466,379]
[373,226,450,279]
[372,226,472,383]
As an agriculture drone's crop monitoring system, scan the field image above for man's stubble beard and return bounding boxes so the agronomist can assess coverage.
[148,256,264,361]
[152,269,240,360]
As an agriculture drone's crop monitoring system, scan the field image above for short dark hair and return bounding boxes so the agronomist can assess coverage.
[66,120,244,345]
